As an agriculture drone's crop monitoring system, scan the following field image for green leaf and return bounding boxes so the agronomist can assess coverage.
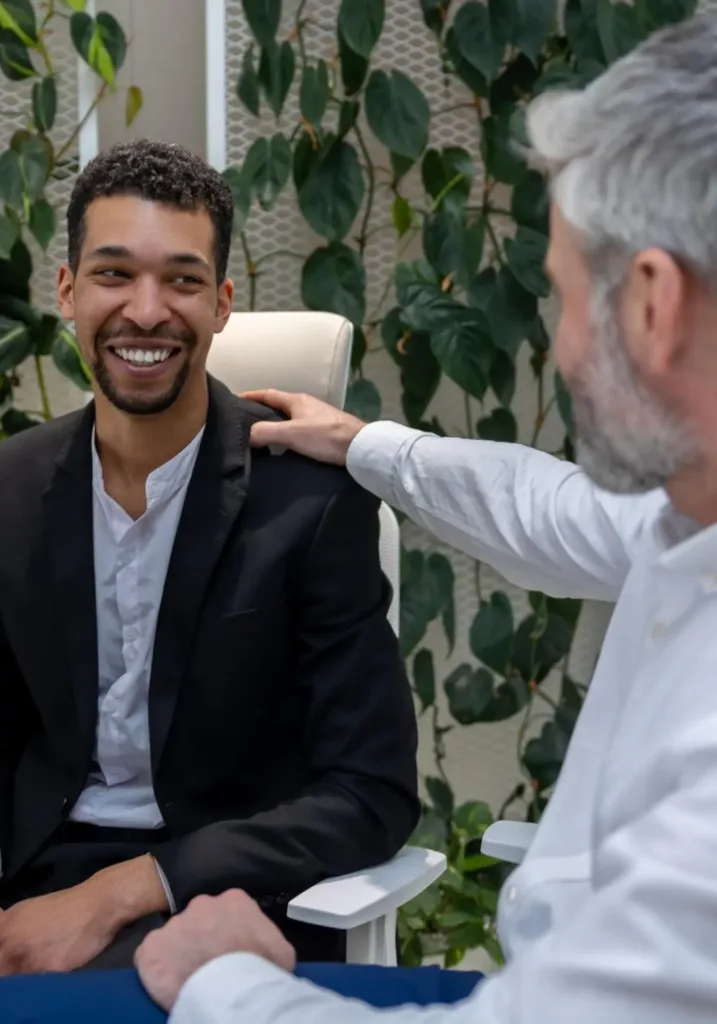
[365,69,430,159]
[298,139,364,241]
[400,547,454,657]
[390,152,415,183]
[28,198,55,250]
[445,25,488,96]
[444,665,494,725]
[241,0,281,47]
[450,0,510,86]
[422,206,484,287]
[431,316,493,400]
[396,261,476,333]
[554,370,575,440]
[95,12,127,76]
[19,135,51,201]
[125,84,143,127]
[420,0,452,35]
[513,610,574,683]
[259,39,295,119]
[392,195,413,238]
[0,1,37,45]
[31,75,55,133]
[237,45,261,116]
[422,147,474,208]
[0,149,23,208]
[511,170,549,235]
[241,133,291,210]
[512,0,557,64]
[523,720,571,791]
[489,348,516,406]
[346,377,381,421]
[596,0,644,64]
[0,214,18,260]
[413,648,436,710]
[426,551,455,649]
[0,27,34,80]
[221,167,251,233]
[482,113,526,186]
[505,227,550,297]
[351,325,367,371]
[485,265,537,360]
[470,591,514,673]
[0,316,31,373]
[477,407,517,443]
[338,99,360,138]
[490,54,540,114]
[426,776,454,817]
[453,800,493,835]
[51,327,92,391]
[292,130,318,191]
[301,242,366,323]
[300,60,330,125]
[338,28,368,96]
[382,308,440,428]
[635,0,697,31]
[0,237,31,302]
[338,0,384,59]
[62,0,86,10]
[564,0,605,65]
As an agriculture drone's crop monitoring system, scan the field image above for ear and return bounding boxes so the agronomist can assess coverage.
[57,263,75,320]
[622,248,686,377]
[213,278,234,333]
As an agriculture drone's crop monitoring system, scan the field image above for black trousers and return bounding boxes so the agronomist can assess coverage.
[0,824,345,969]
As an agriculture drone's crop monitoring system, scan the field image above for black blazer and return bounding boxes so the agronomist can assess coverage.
[0,377,419,911]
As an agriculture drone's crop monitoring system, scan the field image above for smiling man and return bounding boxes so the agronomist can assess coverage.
[0,140,418,973]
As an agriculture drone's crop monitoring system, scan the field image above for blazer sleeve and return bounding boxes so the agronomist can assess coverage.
[154,477,420,910]
[0,613,32,866]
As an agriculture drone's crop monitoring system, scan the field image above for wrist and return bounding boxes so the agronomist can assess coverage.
[337,415,365,462]
[87,854,169,930]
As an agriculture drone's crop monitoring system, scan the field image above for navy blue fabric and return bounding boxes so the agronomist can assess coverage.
[0,963,483,1022]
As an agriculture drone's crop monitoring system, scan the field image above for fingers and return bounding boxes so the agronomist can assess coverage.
[249,420,293,449]
[240,389,298,413]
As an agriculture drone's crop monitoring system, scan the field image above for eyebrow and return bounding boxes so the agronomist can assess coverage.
[87,245,211,272]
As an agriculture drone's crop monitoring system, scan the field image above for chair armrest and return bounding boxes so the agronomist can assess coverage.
[287,847,447,931]
[481,821,537,864]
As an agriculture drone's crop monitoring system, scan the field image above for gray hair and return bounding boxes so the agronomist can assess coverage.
[526,9,717,282]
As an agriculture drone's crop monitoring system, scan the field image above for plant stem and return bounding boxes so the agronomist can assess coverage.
[56,84,108,162]
[254,248,305,268]
[34,355,52,421]
[463,391,473,439]
[484,214,506,267]
[239,231,257,311]
[433,102,477,117]
[431,704,451,786]
[366,226,420,324]
[530,394,556,449]
[353,122,376,257]
[294,0,309,68]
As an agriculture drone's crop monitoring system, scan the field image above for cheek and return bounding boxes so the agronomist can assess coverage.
[553,304,592,384]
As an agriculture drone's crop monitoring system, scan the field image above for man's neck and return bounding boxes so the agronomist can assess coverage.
[666,459,717,527]
[94,381,208,488]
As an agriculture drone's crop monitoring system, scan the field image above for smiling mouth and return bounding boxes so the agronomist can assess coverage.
[108,345,181,367]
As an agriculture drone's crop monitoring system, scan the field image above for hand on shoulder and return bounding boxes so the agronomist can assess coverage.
[241,390,365,467]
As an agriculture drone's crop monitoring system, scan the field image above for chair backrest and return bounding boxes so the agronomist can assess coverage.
[206,312,400,635]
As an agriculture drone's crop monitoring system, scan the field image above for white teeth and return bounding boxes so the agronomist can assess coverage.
[113,347,173,365]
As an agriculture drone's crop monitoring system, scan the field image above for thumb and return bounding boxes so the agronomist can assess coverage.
[250,419,294,449]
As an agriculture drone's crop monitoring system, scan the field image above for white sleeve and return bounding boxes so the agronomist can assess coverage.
[169,953,473,1024]
[347,422,667,601]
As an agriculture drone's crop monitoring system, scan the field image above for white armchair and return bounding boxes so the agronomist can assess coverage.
[207,311,446,964]
[481,821,537,864]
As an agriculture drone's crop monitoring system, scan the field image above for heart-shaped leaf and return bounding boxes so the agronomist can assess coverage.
[237,45,261,116]
[240,133,292,210]
[258,39,295,119]
[431,314,493,400]
[470,591,514,674]
[365,69,430,159]
[298,139,364,241]
[450,0,510,86]
[477,407,518,443]
[345,377,381,421]
[0,0,37,45]
[413,648,436,710]
[382,307,440,428]
[301,242,366,323]
[300,60,330,126]
[0,148,23,208]
[0,316,31,373]
[29,198,55,250]
[596,0,644,64]
[0,27,33,79]
[51,327,92,391]
[338,0,385,58]
[422,206,484,287]
[338,28,368,96]
[512,0,557,64]
[125,84,143,127]
[505,226,550,297]
[421,147,474,207]
[485,265,537,360]
[0,214,18,260]
[32,75,57,132]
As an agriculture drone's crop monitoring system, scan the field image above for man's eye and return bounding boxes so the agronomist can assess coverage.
[96,268,128,279]
[174,275,202,285]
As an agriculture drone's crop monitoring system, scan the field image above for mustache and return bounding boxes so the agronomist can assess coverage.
[96,324,196,347]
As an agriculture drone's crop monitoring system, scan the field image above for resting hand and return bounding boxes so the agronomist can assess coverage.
[241,389,365,466]
[135,890,296,1011]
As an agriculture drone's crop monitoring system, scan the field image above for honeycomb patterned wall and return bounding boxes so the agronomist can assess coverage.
[1,3,85,417]
[222,0,613,813]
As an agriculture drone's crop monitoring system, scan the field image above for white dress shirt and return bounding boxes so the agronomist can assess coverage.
[172,421,717,1024]
[71,428,204,903]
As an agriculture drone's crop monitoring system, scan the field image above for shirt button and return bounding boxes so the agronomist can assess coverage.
[506,885,519,905]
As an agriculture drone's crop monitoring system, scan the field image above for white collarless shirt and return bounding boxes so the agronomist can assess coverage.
[172,422,717,1024]
[70,427,204,830]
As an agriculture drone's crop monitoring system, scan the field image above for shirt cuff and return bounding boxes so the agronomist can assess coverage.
[152,857,177,915]
[170,953,299,1024]
[346,421,423,505]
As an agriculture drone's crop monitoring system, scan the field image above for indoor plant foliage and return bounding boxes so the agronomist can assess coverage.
[230,0,697,967]
[0,0,141,435]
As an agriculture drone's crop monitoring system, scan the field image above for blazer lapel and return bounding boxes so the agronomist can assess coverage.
[42,403,99,760]
[149,378,252,775]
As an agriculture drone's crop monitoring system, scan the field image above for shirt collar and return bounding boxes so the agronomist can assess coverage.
[91,425,205,508]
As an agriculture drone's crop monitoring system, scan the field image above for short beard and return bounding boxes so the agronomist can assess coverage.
[571,272,699,494]
[93,352,191,416]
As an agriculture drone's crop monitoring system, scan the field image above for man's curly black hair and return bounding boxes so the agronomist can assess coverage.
[66,139,234,283]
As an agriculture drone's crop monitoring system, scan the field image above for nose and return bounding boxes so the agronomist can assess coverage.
[121,275,172,331]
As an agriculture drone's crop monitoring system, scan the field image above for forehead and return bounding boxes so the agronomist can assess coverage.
[81,195,214,262]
